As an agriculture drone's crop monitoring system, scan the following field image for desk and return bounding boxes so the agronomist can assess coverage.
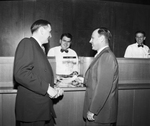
[0,57,150,126]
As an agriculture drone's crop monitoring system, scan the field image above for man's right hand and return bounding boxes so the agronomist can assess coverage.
[47,84,64,98]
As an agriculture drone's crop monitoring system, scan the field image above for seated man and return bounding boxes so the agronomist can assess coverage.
[124,31,150,58]
[47,33,79,75]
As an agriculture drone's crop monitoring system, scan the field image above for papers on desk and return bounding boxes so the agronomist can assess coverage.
[55,73,84,87]
[56,56,79,75]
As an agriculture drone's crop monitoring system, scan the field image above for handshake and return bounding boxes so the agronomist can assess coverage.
[47,84,64,99]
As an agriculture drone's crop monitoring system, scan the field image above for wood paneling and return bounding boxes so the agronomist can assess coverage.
[0,57,14,87]
[133,90,150,126]
[0,1,150,57]
[118,58,150,84]
[54,90,85,126]
[117,90,134,126]
[1,87,150,126]
[2,94,16,126]
[0,57,150,126]
[0,1,24,56]
[1,57,150,87]
[0,93,2,126]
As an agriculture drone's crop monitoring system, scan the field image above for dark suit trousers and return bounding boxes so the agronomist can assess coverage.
[16,119,54,126]
[85,120,116,126]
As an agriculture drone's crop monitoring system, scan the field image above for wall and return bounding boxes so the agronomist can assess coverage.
[0,0,150,57]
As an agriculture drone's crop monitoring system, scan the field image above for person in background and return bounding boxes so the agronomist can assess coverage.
[83,27,119,126]
[47,33,79,75]
[124,31,150,58]
[13,19,63,126]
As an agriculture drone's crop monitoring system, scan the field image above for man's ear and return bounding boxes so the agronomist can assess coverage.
[39,27,45,35]
[59,39,62,44]
[99,35,105,42]
[144,37,146,40]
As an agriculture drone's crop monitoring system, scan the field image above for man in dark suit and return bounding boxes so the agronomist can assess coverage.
[13,19,63,126]
[83,27,119,126]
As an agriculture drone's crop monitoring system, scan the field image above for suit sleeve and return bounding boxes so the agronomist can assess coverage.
[89,53,115,114]
[14,39,48,95]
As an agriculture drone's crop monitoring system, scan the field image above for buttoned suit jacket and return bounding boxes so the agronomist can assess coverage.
[13,37,56,122]
[83,47,119,123]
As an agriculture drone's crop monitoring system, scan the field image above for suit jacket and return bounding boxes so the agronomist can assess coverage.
[13,37,56,122]
[83,47,119,123]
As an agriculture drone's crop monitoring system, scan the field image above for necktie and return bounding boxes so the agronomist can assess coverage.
[138,44,144,48]
[60,49,68,53]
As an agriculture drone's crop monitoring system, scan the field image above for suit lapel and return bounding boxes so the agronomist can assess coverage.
[84,47,110,85]
[86,47,110,72]
[30,37,46,56]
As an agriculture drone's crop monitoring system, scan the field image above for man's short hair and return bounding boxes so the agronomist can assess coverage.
[97,27,112,41]
[60,33,73,41]
[31,19,51,34]
[135,31,146,37]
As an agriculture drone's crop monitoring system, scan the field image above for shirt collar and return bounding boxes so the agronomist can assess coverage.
[31,36,42,47]
[94,46,109,57]
[136,42,144,46]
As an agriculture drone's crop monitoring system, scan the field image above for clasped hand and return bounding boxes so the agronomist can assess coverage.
[87,111,95,121]
[53,87,64,98]
[47,84,64,99]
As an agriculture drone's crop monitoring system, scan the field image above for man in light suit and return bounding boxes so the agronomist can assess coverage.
[83,27,119,126]
[13,19,63,126]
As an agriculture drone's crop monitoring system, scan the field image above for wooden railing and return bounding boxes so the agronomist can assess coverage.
[0,57,150,126]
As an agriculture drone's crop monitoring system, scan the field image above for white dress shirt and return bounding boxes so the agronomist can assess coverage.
[47,46,79,75]
[124,43,150,58]
[94,46,109,58]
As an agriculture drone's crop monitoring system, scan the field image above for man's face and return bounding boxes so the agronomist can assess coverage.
[42,24,52,44]
[135,33,145,45]
[89,29,103,51]
[60,36,71,50]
